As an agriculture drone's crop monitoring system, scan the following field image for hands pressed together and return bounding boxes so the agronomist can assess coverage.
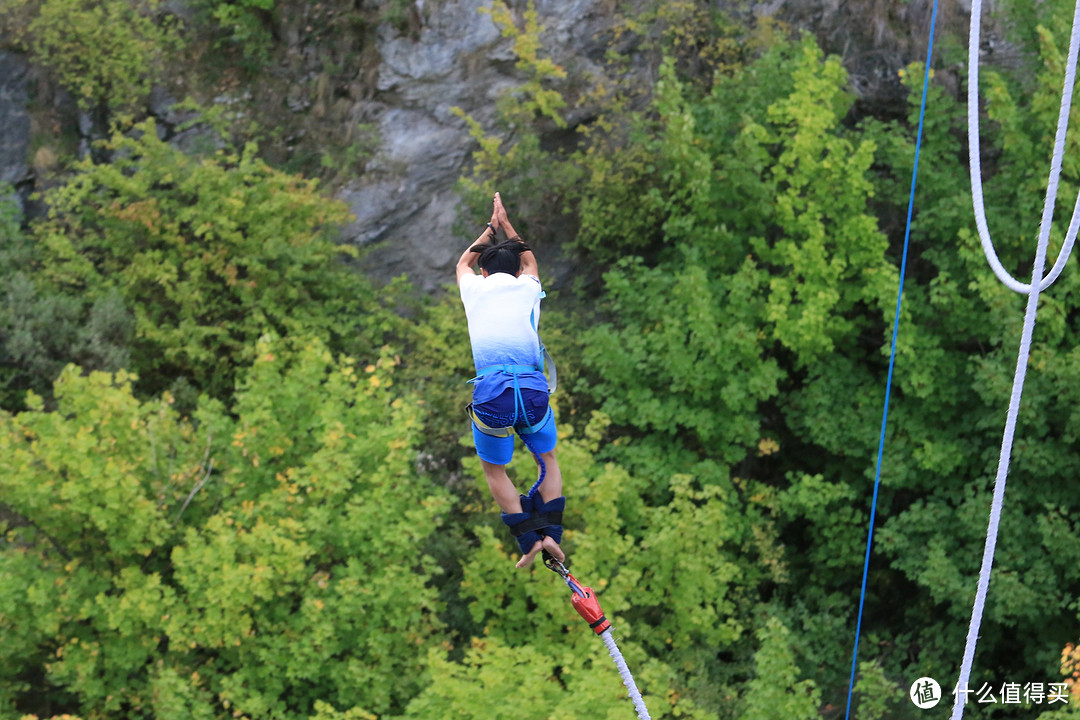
[488,191,518,241]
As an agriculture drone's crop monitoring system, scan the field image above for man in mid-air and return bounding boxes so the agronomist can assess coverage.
[455,192,565,569]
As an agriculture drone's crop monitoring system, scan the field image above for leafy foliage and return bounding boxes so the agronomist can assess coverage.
[482,0,568,129]
[0,337,449,719]
[27,121,396,401]
[9,2,1080,719]
[739,617,821,720]
[0,273,133,410]
[1,0,182,111]
[189,0,275,69]
[0,193,133,410]
[450,4,1080,714]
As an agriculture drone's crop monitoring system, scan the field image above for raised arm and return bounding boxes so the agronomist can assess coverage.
[494,192,538,278]
[456,226,495,284]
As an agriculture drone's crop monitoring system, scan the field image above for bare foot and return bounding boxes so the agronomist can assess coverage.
[515,535,564,569]
[516,539,543,569]
[541,535,564,563]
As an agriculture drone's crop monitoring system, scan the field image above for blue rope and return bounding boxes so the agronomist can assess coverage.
[844,2,939,717]
[524,432,547,498]
[501,371,548,499]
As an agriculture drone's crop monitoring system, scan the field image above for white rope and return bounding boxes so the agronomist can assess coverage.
[968,0,1080,294]
[953,2,1080,718]
[600,628,652,720]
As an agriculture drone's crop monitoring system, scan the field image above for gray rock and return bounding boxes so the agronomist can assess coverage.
[374,108,471,185]
[340,0,973,291]
[77,110,95,138]
[149,85,198,127]
[352,187,465,292]
[0,52,31,189]
[170,125,227,155]
[736,0,994,105]
[339,0,623,291]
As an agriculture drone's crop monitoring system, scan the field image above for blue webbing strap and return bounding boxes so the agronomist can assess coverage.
[512,371,523,428]
[471,364,539,380]
[532,290,546,373]
[844,1,938,717]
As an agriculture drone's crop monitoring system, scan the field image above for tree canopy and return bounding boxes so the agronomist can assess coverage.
[4,1,1080,719]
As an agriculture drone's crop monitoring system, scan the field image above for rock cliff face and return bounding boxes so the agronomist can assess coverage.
[750,0,1007,112]
[341,0,624,291]
[0,0,1007,288]
[0,52,31,209]
[331,0,990,291]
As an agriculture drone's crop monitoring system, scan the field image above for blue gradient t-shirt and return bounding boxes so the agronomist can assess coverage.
[459,271,548,403]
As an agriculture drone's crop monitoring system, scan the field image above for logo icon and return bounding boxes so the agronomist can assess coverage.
[910,677,942,709]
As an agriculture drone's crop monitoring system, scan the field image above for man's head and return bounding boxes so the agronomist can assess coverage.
[471,240,531,277]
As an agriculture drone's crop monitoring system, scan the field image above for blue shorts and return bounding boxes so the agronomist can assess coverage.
[471,387,557,465]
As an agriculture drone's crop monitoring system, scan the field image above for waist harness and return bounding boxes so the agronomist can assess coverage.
[466,288,556,437]
[466,361,554,438]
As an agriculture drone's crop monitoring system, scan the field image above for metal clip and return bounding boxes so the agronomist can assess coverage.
[542,549,570,579]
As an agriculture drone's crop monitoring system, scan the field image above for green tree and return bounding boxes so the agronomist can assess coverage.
[1,0,182,111]
[397,413,753,719]
[190,0,275,69]
[739,617,821,720]
[0,193,133,411]
[862,17,1080,685]
[29,121,398,401]
[0,337,449,719]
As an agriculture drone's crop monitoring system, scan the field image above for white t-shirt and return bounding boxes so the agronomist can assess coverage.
[459,272,543,373]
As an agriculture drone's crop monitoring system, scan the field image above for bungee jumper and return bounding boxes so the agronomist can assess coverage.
[456,191,566,570]
[457,193,652,718]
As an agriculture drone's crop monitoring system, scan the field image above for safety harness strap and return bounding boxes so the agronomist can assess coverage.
[541,345,557,394]
[502,495,565,555]
[518,405,552,436]
[466,403,552,438]
[472,363,540,379]
[466,403,513,437]
[506,511,563,537]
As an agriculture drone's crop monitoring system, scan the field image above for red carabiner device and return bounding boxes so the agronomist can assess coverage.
[570,582,610,635]
[544,551,610,634]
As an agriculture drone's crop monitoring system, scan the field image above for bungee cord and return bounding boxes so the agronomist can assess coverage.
[520,431,547,500]
[601,628,652,720]
[953,1,1080,717]
[543,553,651,719]
[968,0,1080,294]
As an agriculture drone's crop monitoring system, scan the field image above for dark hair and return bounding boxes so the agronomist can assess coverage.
[470,239,530,276]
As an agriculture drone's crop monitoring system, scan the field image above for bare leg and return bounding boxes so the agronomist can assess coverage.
[535,448,562,502]
[480,459,522,514]
[516,448,567,569]
[483,449,566,569]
